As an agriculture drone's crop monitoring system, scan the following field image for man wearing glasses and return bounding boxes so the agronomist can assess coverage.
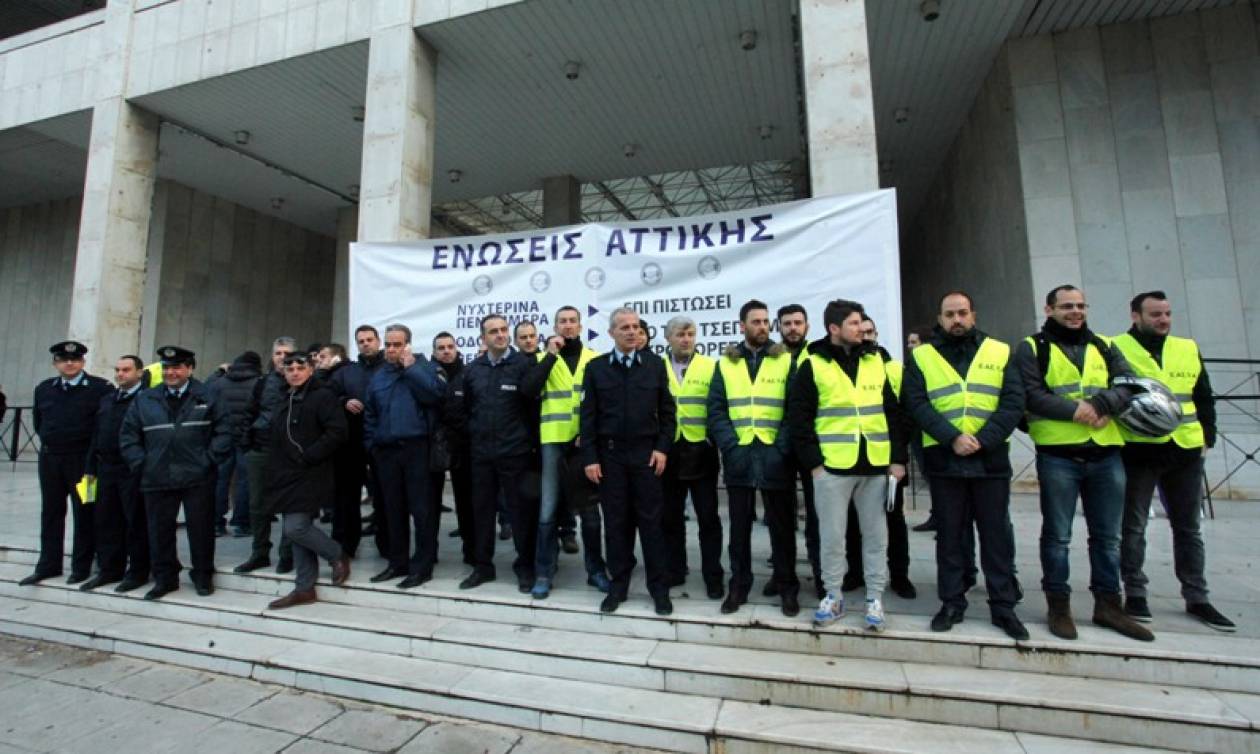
[1015,284,1152,642]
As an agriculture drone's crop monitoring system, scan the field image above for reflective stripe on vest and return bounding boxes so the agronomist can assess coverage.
[1024,336,1123,447]
[810,352,890,468]
[1111,332,1205,448]
[666,352,716,442]
[539,348,598,443]
[911,338,1010,448]
[718,352,791,445]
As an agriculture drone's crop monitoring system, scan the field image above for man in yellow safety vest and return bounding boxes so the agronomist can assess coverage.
[1113,291,1233,632]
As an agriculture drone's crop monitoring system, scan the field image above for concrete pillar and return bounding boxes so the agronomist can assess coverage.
[542,175,582,227]
[67,0,160,376]
[357,22,437,242]
[332,205,359,343]
[799,0,879,197]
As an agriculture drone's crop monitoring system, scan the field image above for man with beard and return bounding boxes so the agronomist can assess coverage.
[903,291,1027,639]
[775,303,823,598]
[1016,284,1151,641]
[319,342,366,557]
[526,306,610,598]
[353,325,389,554]
[431,332,472,555]
[1112,291,1233,631]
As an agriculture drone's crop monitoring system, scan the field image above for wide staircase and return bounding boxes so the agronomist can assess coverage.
[1,540,1257,754]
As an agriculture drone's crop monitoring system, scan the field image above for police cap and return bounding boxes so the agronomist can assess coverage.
[156,345,196,366]
[49,341,88,360]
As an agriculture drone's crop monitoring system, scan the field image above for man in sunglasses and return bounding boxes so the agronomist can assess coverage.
[1015,284,1151,642]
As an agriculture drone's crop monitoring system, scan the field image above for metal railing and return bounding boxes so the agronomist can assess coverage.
[0,405,39,467]
[1200,357,1260,507]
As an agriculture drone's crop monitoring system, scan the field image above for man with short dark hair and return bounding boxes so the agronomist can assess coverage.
[710,299,800,616]
[353,325,389,554]
[20,340,112,587]
[1112,291,1233,631]
[775,303,822,597]
[205,350,263,538]
[430,331,473,558]
[80,355,151,592]
[514,321,539,355]
[320,341,367,556]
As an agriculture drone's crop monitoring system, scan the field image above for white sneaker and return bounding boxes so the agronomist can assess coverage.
[813,592,845,627]
[865,597,885,632]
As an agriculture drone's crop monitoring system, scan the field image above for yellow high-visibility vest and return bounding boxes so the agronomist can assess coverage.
[717,352,790,445]
[885,359,904,399]
[666,352,716,442]
[1024,336,1123,447]
[539,348,598,444]
[810,352,890,468]
[1111,333,1205,448]
[911,338,1009,448]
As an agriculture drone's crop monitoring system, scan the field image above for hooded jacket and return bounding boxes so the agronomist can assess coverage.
[206,353,262,447]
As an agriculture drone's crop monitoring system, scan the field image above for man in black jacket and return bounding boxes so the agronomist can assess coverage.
[454,315,539,591]
[206,351,262,537]
[581,307,677,615]
[20,341,113,586]
[353,325,389,554]
[902,292,1027,639]
[430,332,473,559]
[120,346,232,600]
[80,355,150,592]
[320,342,366,557]
[234,337,297,574]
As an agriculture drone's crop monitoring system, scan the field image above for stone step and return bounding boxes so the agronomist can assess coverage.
[1,565,1256,752]
[4,545,1254,696]
[0,593,1188,754]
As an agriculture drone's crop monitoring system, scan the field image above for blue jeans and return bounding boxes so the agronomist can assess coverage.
[535,443,606,581]
[214,448,250,528]
[1037,451,1125,595]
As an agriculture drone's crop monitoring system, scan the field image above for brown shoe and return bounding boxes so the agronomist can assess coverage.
[331,556,351,587]
[1093,592,1154,642]
[268,589,317,610]
[1046,592,1078,640]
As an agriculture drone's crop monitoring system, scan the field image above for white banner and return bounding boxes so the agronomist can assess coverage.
[350,190,902,362]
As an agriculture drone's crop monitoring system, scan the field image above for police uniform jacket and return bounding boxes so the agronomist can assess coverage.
[265,380,347,516]
[33,373,112,455]
[119,378,233,492]
[579,349,677,468]
[454,348,536,462]
[84,386,142,476]
[901,326,1024,478]
[706,342,794,490]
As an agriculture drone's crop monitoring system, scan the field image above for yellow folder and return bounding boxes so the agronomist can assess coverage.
[75,475,97,504]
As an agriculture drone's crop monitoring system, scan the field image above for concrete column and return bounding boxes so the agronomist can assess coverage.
[799,0,879,197]
[542,175,582,227]
[67,0,160,376]
[357,22,437,242]
[332,205,359,343]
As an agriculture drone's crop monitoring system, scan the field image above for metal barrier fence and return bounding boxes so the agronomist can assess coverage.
[1,405,39,467]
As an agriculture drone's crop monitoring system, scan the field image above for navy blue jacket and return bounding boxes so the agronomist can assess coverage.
[364,358,445,449]
[119,378,233,491]
[455,348,546,462]
[33,373,112,454]
[85,386,142,475]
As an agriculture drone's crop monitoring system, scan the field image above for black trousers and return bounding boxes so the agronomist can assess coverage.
[598,442,670,600]
[432,460,473,564]
[94,463,149,580]
[795,464,822,585]
[365,457,389,557]
[470,454,531,579]
[662,471,724,589]
[146,482,215,588]
[728,486,798,598]
[374,439,437,576]
[929,475,1020,615]
[331,449,364,557]
[845,477,910,582]
[36,450,93,577]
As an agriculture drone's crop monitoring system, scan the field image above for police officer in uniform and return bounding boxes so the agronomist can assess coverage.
[120,346,232,600]
[581,307,677,615]
[81,355,151,592]
[21,341,113,586]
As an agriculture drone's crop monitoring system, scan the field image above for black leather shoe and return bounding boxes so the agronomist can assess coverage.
[706,583,725,600]
[600,595,623,614]
[448,529,462,538]
[720,592,746,615]
[370,566,402,583]
[459,571,494,590]
[19,571,59,586]
[115,577,147,593]
[890,578,918,600]
[992,612,1030,640]
[781,594,800,617]
[275,558,294,575]
[66,572,89,585]
[80,574,121,592]
[654,594,673,616]
[518,578,533,594]
[931,605,966,632]
[398,573,430,589]
[561,534,579,554]
[912,517,938,532]
[233,556,270,574]
[762,581,780,597]
[195,582,214,597]
[144,583,178,601]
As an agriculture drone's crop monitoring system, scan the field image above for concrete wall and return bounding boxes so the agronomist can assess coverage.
[0,182,335,404]
[901,45,1035,344]
[1008,4,1260,356]
[0,198,80,404]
